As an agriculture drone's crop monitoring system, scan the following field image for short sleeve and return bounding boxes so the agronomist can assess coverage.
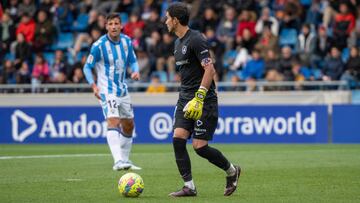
[127,38,137,65]
[191,33,213,66]
[85,44,101,69]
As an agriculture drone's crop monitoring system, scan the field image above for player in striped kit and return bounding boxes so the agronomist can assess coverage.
[83,13,141,171]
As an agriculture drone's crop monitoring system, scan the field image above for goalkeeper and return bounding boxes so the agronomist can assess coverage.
[165,2,241,197]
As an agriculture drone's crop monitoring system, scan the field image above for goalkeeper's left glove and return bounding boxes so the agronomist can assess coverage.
[183,88,207,120]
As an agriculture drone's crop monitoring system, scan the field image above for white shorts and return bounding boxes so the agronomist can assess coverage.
[99,93,134,119]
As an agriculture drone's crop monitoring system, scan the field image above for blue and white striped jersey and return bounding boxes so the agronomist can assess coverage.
[83,34,139,97]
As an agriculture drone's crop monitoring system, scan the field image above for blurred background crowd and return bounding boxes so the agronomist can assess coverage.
[1,0,360,92]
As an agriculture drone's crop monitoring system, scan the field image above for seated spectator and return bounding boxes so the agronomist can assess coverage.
[50,50,69,83]
[53,0,74,32]
[311,25,334,70]
[71,67,86,84]
[13,33,32,69]
[0,12,16,55]
[70,28,102,59]
[15,13,36,43]
[33,10,57,52]
[279,46,297,81]
[322,47,344,81]
[205,28,225,79]
[264,49,281,76]
[193,7,218,33]
[255,7,279,36]
[157,32,175,81]
[123,12,145,38]
[333,3,355,50]
[229,45,250,73]
[132,27,147,53]
[241,49,265,81]
[236,10,257,44]
[216,6,237,51]
[2,60,16,84]
[16,61,31,84]
[18,0,36,17]
[32,53,50,85]
[136,49,151,82]
[255,26,279,59]
[340,46,360,88]
[296,23,316,66]
[146,74,166,94]
[143,9,164,39]
[238,28,257,53]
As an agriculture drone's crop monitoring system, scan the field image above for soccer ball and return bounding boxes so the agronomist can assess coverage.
[118,172,144,197]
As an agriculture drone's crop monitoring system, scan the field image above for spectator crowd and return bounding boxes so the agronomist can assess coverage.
[1,0,360,91]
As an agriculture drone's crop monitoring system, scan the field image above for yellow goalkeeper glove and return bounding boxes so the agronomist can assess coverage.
[183,88,207,120]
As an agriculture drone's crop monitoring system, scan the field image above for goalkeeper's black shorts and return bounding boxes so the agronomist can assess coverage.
[173,98,218,141]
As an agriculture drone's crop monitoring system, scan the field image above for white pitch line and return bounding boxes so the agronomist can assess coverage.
[0,154,108,160]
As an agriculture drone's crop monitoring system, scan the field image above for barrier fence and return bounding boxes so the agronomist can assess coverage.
[0,81,349,93]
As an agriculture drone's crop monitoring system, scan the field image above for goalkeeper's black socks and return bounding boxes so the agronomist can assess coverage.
[195,144,231,171]
[173,137,192,182]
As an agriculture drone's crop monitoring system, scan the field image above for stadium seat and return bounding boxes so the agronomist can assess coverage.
[4,53,15,61]
[52,32,74,50]
[119,12,128,24]
[300,0,311,6]
[279,29,298,48]
[342,48,350,63]
[72,13,89,32]
[43,52,55,66]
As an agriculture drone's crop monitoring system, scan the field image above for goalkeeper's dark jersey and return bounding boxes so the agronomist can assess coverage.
[174,29,217,101]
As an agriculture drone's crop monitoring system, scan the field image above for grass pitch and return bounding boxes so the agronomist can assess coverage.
[0,144,359,203]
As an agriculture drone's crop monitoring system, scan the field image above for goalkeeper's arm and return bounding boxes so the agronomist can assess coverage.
[183,59,216,120]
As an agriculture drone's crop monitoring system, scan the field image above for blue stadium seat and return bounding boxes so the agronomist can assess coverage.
[43,52,55,66]
[342,48,350,63]
[119,13,128,24]
[52,32,74,50]
[4,53,15,61]
[300,0,311,6]
[279,29,298,48]
[72,13,89,32]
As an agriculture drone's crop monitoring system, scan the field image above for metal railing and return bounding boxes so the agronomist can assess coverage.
[0,81,350,94]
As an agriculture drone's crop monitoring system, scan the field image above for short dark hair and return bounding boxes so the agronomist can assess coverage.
[167,2,189,26]
[106,13,121,23]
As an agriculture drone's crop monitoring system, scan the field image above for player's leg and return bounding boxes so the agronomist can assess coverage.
[100,94,131,171]
[169,101,197,197]
[118,94,141,170]
[169,127,197,197]
[192,101,241,196]
[119,118,141,170]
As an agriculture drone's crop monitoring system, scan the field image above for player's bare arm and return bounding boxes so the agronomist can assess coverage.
[200,62,216,91]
